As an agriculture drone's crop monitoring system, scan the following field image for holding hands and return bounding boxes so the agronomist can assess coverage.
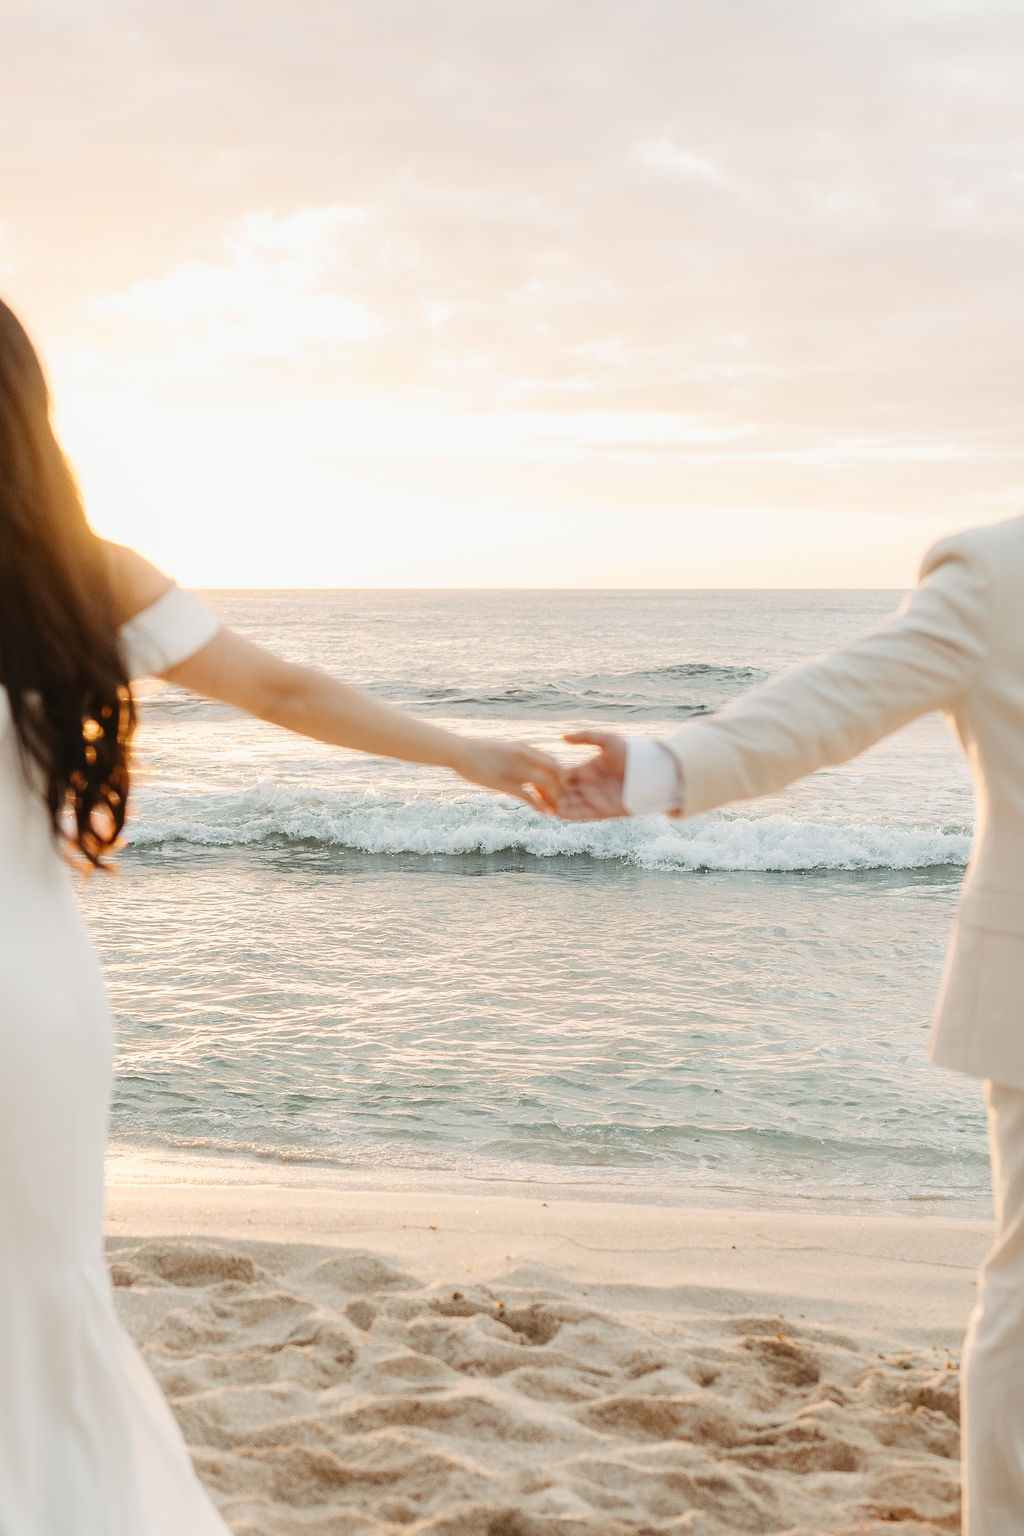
[456,730,631,820]
[462,731,675,821]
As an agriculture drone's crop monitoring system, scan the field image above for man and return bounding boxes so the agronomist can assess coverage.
[558,513,1024,1536]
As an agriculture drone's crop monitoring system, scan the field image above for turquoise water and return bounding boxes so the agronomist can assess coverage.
[81,590,989,1208]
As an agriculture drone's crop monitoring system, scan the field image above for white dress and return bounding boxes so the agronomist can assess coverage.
[0,587,231,1536]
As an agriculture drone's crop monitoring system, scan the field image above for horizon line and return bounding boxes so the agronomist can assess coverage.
[191,583,909,594]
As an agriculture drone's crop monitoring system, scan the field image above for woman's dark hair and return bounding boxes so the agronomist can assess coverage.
[0,299,134,866]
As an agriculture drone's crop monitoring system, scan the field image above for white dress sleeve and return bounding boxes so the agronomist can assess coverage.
[118,585,220,681]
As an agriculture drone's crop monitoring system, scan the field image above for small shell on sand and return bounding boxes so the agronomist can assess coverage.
[108,1236,961,1535]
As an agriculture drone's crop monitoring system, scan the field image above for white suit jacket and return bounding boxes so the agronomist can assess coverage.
[665,512,1024,1090]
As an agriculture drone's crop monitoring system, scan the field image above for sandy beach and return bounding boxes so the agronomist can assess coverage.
[105,1160,990,1534]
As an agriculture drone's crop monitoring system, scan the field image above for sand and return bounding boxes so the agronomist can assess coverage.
[105,1164,992,1535]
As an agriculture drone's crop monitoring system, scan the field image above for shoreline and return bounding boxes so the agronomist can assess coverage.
[106,1140,994,1220]
[106,1147,991,1346]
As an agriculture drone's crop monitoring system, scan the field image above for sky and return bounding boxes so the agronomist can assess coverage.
[3,0,1023,587]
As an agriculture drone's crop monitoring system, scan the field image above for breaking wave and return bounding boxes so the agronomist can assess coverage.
[125,782,971,872]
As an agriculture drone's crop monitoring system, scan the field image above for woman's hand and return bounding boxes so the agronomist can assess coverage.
[452,738,565,812]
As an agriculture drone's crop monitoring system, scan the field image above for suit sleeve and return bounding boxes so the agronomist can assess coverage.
[664,536,995,819]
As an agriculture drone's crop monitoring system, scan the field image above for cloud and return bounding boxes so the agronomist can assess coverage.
[634,140,738,191]
[5,0,1024,579]
[96,207,382,362]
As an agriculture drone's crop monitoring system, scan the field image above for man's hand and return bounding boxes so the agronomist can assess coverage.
[557,731,628,819]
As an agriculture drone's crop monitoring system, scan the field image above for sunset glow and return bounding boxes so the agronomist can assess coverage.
[6,2,1023,586]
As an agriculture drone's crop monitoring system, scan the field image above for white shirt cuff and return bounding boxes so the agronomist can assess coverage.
[623,738,684,816]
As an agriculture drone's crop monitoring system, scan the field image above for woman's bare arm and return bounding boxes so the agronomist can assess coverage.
[103,542,563,809]
[103,541,172,623]
[165,628,563,805]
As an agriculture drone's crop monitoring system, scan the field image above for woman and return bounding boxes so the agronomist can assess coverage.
[0,297,562,1535]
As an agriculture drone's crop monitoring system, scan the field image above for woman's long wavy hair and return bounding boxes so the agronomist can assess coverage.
[0,299,134,866]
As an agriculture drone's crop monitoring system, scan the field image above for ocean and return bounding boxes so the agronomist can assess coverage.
[83,589,990,1213]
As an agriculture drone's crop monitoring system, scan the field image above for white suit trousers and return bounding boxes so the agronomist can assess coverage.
[962,1081,1024,1534]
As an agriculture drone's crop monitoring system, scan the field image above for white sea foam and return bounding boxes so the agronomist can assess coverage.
[125,781,971,872]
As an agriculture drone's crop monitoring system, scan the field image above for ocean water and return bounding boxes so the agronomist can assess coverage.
[81,590,991,1211]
